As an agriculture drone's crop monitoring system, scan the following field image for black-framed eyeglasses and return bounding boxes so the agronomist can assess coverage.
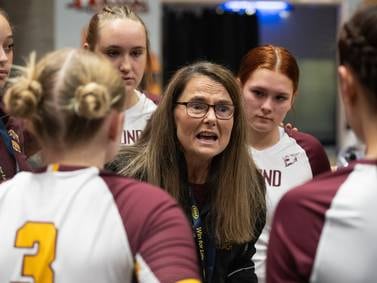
[175,101,235,120]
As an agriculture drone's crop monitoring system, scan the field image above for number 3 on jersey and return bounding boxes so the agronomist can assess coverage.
[15,222,57,283]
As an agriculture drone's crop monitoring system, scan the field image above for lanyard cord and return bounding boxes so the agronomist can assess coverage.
[189,187,216,282]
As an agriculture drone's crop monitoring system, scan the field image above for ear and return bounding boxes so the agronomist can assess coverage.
[236,77,242,88]
[108,111,125,142]
[338,65,357,104]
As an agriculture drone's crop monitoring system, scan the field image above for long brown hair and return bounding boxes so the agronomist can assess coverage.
[115,61,266,246]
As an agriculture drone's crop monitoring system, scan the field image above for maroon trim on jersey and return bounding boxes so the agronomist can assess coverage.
[0,106,31,182]
[266,162,363,283]
[101,172,200,282]
[286,129,331,177]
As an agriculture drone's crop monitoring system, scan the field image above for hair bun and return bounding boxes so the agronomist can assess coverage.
[3,78,43,118]
[73,82,111,119]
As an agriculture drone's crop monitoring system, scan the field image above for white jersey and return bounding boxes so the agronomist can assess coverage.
[121,90,157,145]
[251,127,330,283]
[0,165,200,283]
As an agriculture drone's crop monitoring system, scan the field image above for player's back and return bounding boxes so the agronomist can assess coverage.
[0,164,199,283]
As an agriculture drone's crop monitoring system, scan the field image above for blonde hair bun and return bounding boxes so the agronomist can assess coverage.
[4,78,43,118]
[73,82,111,119]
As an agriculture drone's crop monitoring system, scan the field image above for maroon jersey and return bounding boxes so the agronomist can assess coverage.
[0,105,31,182]
[267,159,377,283]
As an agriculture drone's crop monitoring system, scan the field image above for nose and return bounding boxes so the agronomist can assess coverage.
[261,97,273,113]
[119,55,131,73]
[0,47,8,63]
[203,106,217,125]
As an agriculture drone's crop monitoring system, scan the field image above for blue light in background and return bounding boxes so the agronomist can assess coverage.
[218,1,292,16]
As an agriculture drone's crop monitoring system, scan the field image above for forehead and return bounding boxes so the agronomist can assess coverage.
[246,68,294,94]
[179,75,232,102]
[0,14,12,41]
[97,18,146,48]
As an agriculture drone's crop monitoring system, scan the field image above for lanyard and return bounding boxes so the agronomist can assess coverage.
[189,188,216,283]
[0,117,19,172]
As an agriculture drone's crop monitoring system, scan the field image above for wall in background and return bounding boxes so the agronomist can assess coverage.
[258,3,339,145]
[1,0,54,65]
[55,0,161,56]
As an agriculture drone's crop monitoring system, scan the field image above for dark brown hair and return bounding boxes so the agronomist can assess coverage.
[338,4,377,107]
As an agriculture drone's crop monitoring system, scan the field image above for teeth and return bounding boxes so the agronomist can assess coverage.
[200,132,216,137]
[197,132,217,140]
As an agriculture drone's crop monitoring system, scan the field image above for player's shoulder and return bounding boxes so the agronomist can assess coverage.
[138,91,158,110]
[100,170,175,207]
[279,165,353,212]
[285,128,323,150]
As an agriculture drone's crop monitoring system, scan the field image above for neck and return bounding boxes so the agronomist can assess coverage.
[41,143,108,169]
[361,115,377,160]
[248,127,281,150]
[124,89,139,110]
[186,158,211,184]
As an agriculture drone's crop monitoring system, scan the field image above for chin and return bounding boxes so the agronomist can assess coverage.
[198,148,225,160]
[252,124,273,133]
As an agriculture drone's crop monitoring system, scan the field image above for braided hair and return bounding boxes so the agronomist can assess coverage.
[338,5,377,106]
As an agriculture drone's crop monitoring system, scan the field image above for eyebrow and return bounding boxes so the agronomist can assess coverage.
[188,95,233,104]
[250,85,290,97]
[102,45,121,49]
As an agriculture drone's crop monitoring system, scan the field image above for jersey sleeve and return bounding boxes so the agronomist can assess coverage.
[103,173,201,283]
[287,129,331,176]
[266,170,345,283]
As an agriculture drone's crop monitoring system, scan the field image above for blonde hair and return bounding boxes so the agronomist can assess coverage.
[114,62,266,246]
[4,48,125,147]
[86,5,152,90]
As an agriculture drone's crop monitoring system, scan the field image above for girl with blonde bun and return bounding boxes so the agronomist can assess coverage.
[0,48,200,283]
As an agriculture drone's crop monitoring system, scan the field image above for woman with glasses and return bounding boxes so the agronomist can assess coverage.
[238,44,331,283]
[110,61,266,283]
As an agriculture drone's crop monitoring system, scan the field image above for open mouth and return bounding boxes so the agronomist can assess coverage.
[196,131,218,142]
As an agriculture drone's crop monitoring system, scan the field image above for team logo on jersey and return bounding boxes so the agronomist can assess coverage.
[8,129,21,153]
[283,153,299,167]
[0,166,6,182]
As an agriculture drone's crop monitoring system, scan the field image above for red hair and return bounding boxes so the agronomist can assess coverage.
[238,44,299,93]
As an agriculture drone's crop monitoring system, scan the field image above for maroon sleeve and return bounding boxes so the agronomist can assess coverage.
[102,173,200,283]
[0,112,31,181]
[266,168,352,283]
[287,129,331,176]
